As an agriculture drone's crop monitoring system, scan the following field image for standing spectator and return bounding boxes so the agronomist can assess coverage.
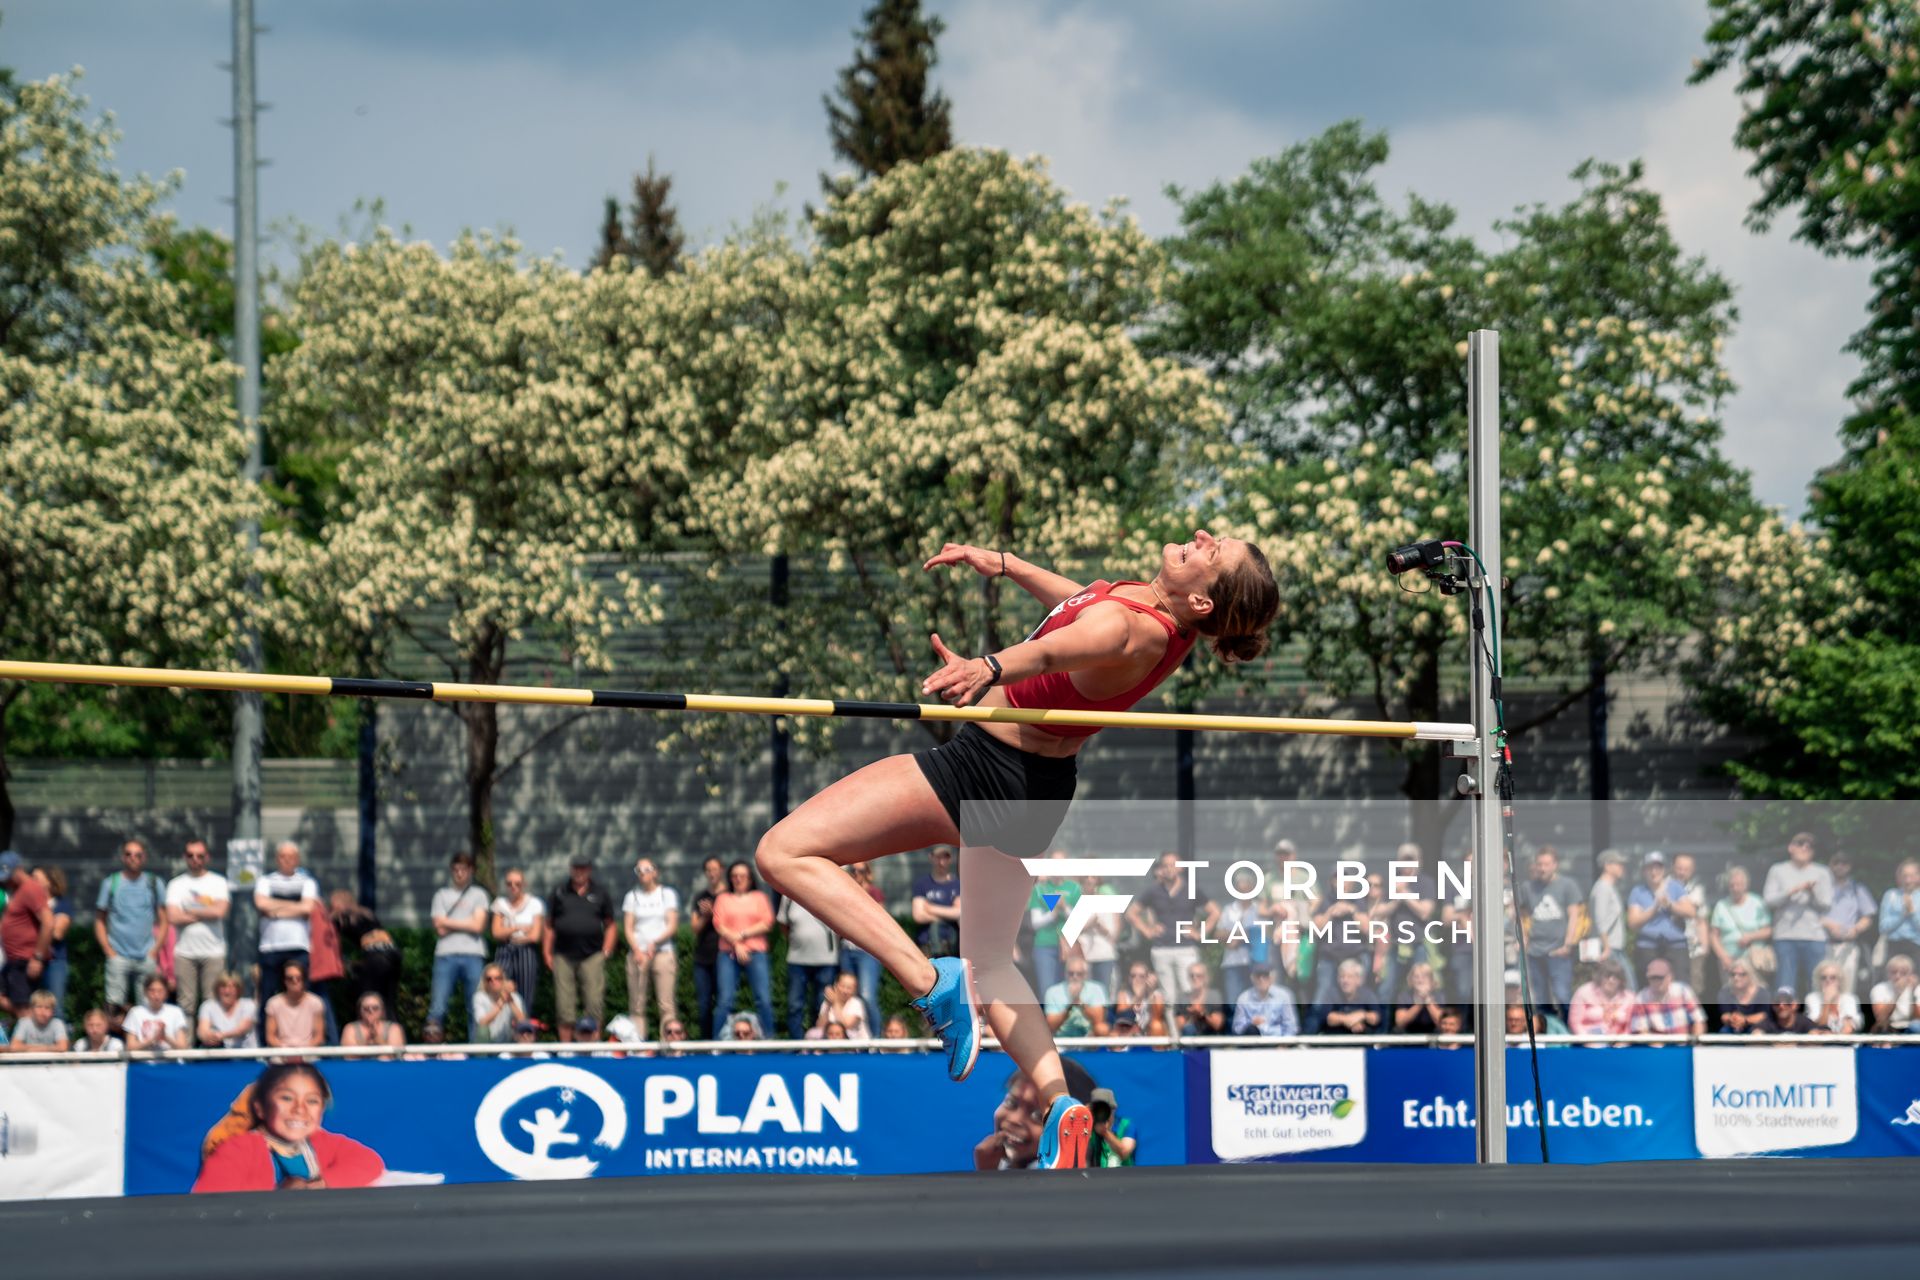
[1310,959,1381,1035]
[1392,961,1446,1035]
[30,866,73,1011]
[688,856,726,1038]
[1216,889,1258,1008]
[329,891,401,1015]
[72,1007,122,1054]
[1113,962,1169,1038]
[837,862,887,1029]
[1307,867,1371,1004]
[1025,850,1079,998]
[1708,866,1774,986]
[1376,843,1437,1001]
[1075,871,1121,994]
[263,961,327,1049]
[543,855,616,1043]
[1176,959,1226,1036]
[714,860,776,1037]
[1129,852,1218,1002]
[340,992,405,1052]
[1231,966,1299,1038]
[1628,852,1691,982]
[1869,955,1916,1033]
[1762,988,1816,1035]
[125,973,191,1051]
[1805,961,1863,1034]
[1878,859,1920,970]
[1584,850,1631,983]
[1714,960,1772,1034]
[816,970,872,1040]
[1515,847,1583,1022]
[910,845,962,958]
[1668,854,1710,996]
[1042,955,1110,1038]
[95,840,164,1008]
[7,990,70,1052]
[254,842,319,1006]
[428,852,491,1030]
[490,868,545,1013]
[778,889,836,1040]
[621,858,681,1040]
[1,851,53,1015]
[1567,958,1635,1038]
[470,964,524,1044]
[1823,853,1878,996]
[164,839,230,1025]
[196,972,259,1049]
[1763,832,1833,998]
[1628,959,1706,1037]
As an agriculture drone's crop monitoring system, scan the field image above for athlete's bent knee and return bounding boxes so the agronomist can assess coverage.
[754,831,793,892]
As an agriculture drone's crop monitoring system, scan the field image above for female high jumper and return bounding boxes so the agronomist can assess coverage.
[755,531,1279,1168]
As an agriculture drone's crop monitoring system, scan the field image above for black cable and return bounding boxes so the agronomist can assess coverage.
[1464,563,1550,1164]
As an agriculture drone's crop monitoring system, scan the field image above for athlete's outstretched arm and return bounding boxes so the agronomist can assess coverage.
[923,543,1083,609]
[922,604,1141,706]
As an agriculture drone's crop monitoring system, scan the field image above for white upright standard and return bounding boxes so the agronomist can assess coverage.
[1467,329,1508,1163]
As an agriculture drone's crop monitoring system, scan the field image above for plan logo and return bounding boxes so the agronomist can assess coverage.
[475,1064,629,1181]
[1019,858,1156,945]
[1891,1100,1920,1127]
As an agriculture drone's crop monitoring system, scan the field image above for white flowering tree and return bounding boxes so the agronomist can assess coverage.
[1157,124,1815,834]
[0,71,264,846]
[267,205,827,864]
[680,148,1226,750]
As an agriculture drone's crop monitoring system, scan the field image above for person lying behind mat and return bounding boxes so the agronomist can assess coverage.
[757,533,1277,1170]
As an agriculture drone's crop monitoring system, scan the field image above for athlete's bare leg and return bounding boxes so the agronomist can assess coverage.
[755,754,956,1003]
[755,754,1069,1102]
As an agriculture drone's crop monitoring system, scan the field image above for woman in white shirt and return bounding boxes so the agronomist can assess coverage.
[126,974,191,1051]
[471,964,525,1044]
[1804,960,1863,1034]
[490,867,546,1009]
[197,971,260,1049]
[816,970,872,1039]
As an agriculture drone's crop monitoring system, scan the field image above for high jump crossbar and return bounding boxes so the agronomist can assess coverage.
[0,659,1475,743]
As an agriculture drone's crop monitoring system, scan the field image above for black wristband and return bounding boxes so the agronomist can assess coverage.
[983,654,1003,685]
[999,551,1007,578]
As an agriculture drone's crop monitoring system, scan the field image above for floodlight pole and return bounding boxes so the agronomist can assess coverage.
[1467,329,1507,1163]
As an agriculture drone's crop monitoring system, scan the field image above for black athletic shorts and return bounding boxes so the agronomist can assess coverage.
[0,958,34,1010]
[913,723,1078,857]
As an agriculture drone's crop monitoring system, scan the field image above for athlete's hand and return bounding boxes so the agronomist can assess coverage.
[921,634,995,707]
[923,544,1003,578]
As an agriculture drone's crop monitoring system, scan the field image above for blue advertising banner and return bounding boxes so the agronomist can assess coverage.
[1186,1047,1695,1165]
[124,1049,1185,1196]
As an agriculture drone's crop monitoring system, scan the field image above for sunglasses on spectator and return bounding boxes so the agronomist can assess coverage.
[1820,974,1840,982]
[1068,968,1088,978]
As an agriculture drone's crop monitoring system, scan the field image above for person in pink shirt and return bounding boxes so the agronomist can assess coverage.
[1567,958,1635,1040]
[264,961,328,1048]
[713,861,776,1037]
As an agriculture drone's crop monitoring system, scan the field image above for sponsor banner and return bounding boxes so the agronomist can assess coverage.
[0,1062,128,1200]
[1692,1046,1857,1158]
[1193,1047,1693,1164]
[1848,1047,1920,1158]
[124,1050,1183,1195]
[1208,1047,1367,1160]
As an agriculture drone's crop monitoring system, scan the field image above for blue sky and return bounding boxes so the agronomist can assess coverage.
[6,0,1871,514]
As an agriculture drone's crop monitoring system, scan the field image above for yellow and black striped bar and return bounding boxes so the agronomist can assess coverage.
[0,659,1477,742]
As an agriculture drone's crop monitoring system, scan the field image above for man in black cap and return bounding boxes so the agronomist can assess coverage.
[543,856,615,1042]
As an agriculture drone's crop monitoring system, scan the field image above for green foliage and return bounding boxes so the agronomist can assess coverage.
[1156,124,1779,807]
[824,0,953,186]
[592,156,687,278]
[1692,2,1920,797]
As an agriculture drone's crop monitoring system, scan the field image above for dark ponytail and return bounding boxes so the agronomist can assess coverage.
[1195,541,1279,664]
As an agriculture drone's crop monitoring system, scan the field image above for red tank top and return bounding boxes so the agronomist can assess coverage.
[1002,581,1195,738]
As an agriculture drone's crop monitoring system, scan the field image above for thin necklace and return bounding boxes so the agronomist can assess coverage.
[1147,577,1181,627]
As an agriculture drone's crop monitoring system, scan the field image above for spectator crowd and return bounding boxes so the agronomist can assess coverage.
[2,832,1918,1055]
